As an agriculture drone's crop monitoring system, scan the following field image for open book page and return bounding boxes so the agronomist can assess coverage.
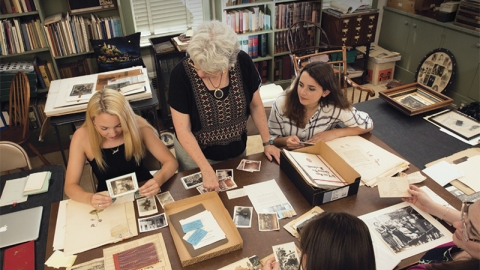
[284,150,347,188]
[330,0,368,13]
[326,136,409,187]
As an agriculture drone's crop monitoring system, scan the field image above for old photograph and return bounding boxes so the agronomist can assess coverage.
[216,169,234,180]
[272,242,300,270]
[138,213,168,233]
[365,206,444,254]
[156,191,174,208]
[181,172,203,189]
[263,202,297,219]
[242,160,261,172]
[233,206,253,228]
[106,172,138,198]
[219,176,238,191]
[69,83,94,97]
[430,110,480,140]
[258,213,279,231]
[136,196,158,217]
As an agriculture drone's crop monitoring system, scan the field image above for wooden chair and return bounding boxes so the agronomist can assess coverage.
[290,45,376,103]
[0,72,51,167]
[287,20,335,60]
[0,141,32,173]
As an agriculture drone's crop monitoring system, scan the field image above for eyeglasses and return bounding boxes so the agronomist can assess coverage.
[460,201,480,243]
[188,59,219,76]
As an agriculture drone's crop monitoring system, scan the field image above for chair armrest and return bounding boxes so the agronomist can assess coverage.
[344,75,376,103]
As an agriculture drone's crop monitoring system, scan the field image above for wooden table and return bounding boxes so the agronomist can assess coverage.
[44,133,460,270]
[0,165,65,270]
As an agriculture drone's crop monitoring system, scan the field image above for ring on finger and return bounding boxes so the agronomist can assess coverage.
[98,204,102,208]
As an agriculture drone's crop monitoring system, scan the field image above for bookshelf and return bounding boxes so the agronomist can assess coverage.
[215,0,323,87]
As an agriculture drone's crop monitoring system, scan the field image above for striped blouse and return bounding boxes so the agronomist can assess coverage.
[268,93,373,141]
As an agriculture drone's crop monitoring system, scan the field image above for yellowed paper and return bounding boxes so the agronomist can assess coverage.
[377,176,411,198]
[284,206,324,238]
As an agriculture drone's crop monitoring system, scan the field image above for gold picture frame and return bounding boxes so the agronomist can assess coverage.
[379,83,453,116]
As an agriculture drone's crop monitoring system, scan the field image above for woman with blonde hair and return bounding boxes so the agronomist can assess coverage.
[168,20,280,192]
[65,89,178,209]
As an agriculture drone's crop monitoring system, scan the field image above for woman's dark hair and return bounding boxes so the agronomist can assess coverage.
[299,212,376,270]
[427,259,480,270]
[284,61,350,128]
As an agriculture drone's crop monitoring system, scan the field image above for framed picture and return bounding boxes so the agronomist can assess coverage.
[66,0,117,15]
[415,48,456,93]
[106,172,139,198]
[379,83,453,116]
[429,110,480,140]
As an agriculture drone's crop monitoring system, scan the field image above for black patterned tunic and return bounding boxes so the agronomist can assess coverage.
[168,51,261,161]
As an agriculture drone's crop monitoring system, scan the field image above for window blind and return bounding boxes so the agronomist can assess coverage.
[130,0,205,37]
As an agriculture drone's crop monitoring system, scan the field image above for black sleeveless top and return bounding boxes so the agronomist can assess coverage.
[88,144,153,192]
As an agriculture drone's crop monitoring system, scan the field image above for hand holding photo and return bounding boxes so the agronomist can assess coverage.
[272,242,300,270]
[377,176,411,198]
[181,172,203,189]
[106,172,138,198]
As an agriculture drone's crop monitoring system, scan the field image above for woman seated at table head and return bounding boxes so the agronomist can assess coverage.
[262,212,376,270]
[268,61,373,150]
[168,20,280,192]
[65,88,178,210]
[403,185,480,270]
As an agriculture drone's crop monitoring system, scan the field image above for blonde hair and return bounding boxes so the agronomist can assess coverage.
[187,20,240,74]
[84,89,147,171]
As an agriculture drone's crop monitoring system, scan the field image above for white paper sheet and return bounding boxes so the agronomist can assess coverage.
[53,199,68,250]
[243,179,296,219]
[422,160,464,187]
[0,177,28,206]
[226,188,247,199]
[455,155,480,192]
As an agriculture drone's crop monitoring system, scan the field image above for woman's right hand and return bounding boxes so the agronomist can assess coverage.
[402,185,435,213]
[90,193,113,210]
[286,135,303,150]
[262,258,280,270]
[201,167,219,192]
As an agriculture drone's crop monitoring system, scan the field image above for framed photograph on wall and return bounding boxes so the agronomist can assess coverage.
[429,110,480,140]
[67,0,117,15]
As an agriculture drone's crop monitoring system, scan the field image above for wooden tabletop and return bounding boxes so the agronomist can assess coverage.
[44,133,461,270]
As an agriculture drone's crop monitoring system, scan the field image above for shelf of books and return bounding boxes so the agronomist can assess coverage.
[216,0,322,85]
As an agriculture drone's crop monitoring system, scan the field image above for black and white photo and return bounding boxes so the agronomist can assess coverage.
[138,213,168,233]
[180,172,203,189]
[106,172,138,198]
[233,206,253,228]
[272,242,300,270]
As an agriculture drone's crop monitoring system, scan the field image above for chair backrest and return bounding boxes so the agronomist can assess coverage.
[9,72,31,139]
[0,141,32,172]
[287,20,333,57]
[290,45,376,103]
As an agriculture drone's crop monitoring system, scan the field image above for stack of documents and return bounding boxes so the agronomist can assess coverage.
[282,150,347,189]
[326,136,410,187]
[23,171,51,195]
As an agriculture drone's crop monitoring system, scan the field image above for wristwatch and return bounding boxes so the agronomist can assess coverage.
[262,139,274,146]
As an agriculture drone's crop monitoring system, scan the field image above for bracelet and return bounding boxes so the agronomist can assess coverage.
[441,206,450,220]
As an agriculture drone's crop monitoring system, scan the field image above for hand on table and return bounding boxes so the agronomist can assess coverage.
[264,144,281,164]
[139,178,161,197]
[262,258,280,270]
[91,193,113,210]
[201,167,219,192]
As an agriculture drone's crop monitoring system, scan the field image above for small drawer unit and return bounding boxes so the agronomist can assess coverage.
[321,11,379,46]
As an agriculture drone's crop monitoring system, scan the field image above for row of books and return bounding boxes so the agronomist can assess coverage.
[223,6,271,34]
[253,60,268,84]
[238,34,267,59]
[33,57,57,89]
[44,13,123,58]
[275,1,322,29]
[223,0,258,7]
[0,18,48,55]
[273,30,289,54]
[0,0,37,14]
[58,56,98,79]
[274,55,295,81]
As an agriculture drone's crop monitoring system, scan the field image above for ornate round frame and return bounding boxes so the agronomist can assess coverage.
[414,48,456,93]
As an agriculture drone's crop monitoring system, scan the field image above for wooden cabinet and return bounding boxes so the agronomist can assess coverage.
[321,10,379,82]
[378,7,480,105]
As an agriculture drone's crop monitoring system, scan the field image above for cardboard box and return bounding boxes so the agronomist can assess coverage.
[367,60,396,85]
[280,141,361,206]
[387,0,416,13]
[164,192,243,267]
[440,1,459,12]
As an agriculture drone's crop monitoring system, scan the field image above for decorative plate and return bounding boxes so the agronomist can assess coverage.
[415,48,456,93]
[160,131,174,148]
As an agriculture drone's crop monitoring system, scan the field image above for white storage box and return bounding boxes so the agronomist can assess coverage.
[358,44,402,85]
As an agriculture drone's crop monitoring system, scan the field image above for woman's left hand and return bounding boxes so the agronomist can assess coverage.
[139,178,161,197]
[264,145,281,164]
[307,130,338,143]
